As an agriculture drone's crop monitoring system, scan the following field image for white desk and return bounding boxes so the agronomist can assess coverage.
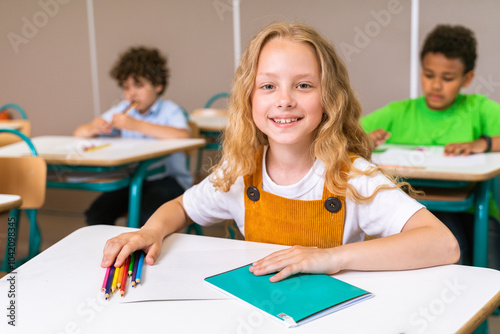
[0,194,22,212]
[190,114,227,132]
[189,111,227,175]
[0,123,21,130]
[373,146,500,268]
[0,136,205,227]
[0,225,498,333]
[372,145,500,181]
[189,108,227,133]
[0,136,206,167]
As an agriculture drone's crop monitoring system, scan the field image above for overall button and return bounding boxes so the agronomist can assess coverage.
[246,186,260,202]
[324,197,342,213]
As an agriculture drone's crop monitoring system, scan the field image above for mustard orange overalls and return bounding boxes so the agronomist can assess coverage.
[243,149,346,248]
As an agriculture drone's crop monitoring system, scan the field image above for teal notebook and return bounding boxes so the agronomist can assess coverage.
[205,264,373,327]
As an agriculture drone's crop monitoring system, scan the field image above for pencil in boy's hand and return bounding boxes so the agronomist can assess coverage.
[120,256,131,297]
[101,266,111,293]
[135,251,145,285]
[105,266,115,300]
[128,252,135,276]
[121,101,137,114]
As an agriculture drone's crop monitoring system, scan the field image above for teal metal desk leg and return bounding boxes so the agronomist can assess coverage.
[472,180,491,334]
[127,158,162,228]
[474,321,487,334]
[473,180,490,268]
[26,209,41,259]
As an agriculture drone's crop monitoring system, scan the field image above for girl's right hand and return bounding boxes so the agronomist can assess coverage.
[101,228,163,268]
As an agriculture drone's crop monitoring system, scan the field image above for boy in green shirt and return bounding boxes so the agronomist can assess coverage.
[361,24,500,270]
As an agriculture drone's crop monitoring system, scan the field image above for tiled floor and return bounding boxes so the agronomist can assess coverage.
[0,208,498,333]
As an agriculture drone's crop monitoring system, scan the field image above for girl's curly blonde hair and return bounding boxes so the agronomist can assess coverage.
[211,21,401,203]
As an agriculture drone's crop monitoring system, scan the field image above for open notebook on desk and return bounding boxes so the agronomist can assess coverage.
[372,145,486,168]
[205,264,373,328]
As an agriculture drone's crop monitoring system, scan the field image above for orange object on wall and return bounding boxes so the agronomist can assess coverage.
[0,110,11,120]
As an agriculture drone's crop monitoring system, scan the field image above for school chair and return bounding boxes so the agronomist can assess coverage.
[192,93,230,179]
[0,103,31,147]
[204,92,230,109]
[0,129,46,272]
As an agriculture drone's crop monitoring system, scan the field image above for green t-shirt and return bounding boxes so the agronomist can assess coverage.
[361,94,500,145]
[361,94,500,219]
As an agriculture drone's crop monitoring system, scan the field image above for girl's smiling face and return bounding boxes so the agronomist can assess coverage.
[251,37,323,149]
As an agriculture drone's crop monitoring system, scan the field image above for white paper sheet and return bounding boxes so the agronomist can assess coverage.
[372,147,486,167]
[121,248,280,303]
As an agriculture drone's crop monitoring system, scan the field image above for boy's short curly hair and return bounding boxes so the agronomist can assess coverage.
[110,46,169,95]
[420,24,477,74]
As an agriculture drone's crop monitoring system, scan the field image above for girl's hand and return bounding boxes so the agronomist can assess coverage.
[249,246,342,282]
[101,228,163,268]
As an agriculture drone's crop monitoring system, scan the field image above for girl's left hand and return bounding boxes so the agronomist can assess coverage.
[249,245,342,282]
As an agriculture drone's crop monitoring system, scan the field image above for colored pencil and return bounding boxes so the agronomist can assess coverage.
[111,264,120,293]
[120,256,131,297]
[101,266,111,293]
[135,251,145,285]
[377,164,426,170]
[84,143,111,152]
[105,266,115,300]
[128,252,136,276]
[131,251,140,287]
[122,101,138,114]
[116,265,124,289]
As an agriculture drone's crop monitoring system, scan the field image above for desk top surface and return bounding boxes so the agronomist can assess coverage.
[0,122,21,130]
[190,114,227,131]
[0,136,205,166]
[0,225,498,333]
[0,194,21,212]
[372,144,500,181]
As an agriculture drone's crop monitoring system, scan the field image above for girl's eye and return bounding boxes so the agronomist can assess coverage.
[298,83,311,89]
[443,77,454,82]
[262,84,274,90]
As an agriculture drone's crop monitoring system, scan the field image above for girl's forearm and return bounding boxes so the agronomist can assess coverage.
[338,211,459,272]
[142,195,192,238]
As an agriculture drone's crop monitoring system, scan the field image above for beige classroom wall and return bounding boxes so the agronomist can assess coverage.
[419,0,500,100]
[1,0,500,214]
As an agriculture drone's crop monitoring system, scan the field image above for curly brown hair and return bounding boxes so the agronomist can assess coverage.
[110,46,169,95]
[420,25,477,74]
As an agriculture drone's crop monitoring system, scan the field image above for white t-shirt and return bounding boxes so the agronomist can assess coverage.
[183,149,424,245]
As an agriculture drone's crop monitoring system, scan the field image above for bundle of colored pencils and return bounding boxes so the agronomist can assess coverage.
[101,250,145,300]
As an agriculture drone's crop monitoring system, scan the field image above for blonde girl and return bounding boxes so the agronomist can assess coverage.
[102,22,459,282]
